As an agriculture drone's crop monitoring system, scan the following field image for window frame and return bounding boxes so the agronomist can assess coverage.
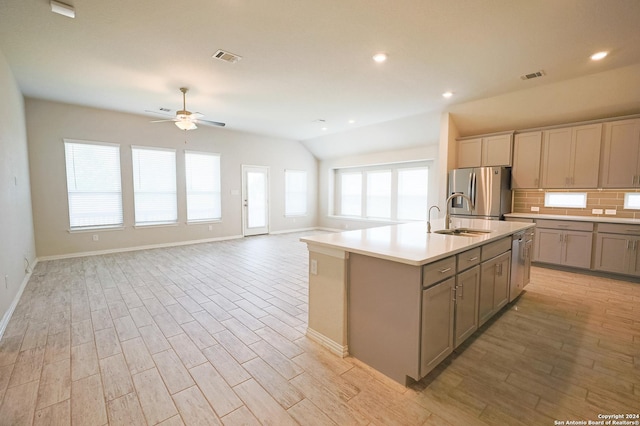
[284,169,308,217]
[131,145,178,227]
[185,150,222,223]
[544,192,588,209]
[63,139,124,231]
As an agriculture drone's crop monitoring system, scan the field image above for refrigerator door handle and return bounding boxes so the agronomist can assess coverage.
[468,173,473,205]
[471,172,477,210]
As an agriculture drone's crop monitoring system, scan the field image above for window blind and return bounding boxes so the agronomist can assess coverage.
[132,147,177,225]
[185,151,222,222]
[285,170,307,216]
[64,140,123,229]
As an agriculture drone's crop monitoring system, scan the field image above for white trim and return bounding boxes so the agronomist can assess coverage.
[315,227,341,232]
[37,235,244,261]
[268,227,317,235]
[0,259,38,340]
[306,327,349,358]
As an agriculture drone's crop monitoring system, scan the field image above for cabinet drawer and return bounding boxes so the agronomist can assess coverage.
[423,256,456,288]
[597,223,640,235]
[457,247,481,272]
[536,219,594,232]
[481,237,511,261]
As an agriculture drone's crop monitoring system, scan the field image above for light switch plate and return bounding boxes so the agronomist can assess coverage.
[531,206,540,212]
[592,209,603,215]
[310,259,318,275]
[605,209,617,215]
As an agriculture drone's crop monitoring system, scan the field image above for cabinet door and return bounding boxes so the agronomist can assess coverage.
[421,278,455,377]
[562,231,593,269]
[628,238,640,277]
[512,132,542,189]
[593,233,629,274]
[492,252,511,311]
[600,119,640,188]
[478,260,496,326]
[535,228,563,265]
[454,266,480,348]
[571,124,602,188]
[482,134,512,166]
[457,138,482,168]
[542,128,572,188]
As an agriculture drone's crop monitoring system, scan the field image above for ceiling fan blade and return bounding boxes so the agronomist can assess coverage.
[197,119,226,127]
[150,119,177,123]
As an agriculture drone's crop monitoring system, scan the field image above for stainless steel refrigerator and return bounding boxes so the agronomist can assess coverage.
[448,167,512,220]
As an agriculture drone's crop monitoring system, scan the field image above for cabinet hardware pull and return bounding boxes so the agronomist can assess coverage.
[559,234,563,243]
[451,288,456,302]
[439,267,452,273]
[534,177,538,187]
[626,240,630,249]
[467,256,479,261]
[633,175,637,186]
[557,225,570,228]
[458,283,464,298]
[634,241,638,251]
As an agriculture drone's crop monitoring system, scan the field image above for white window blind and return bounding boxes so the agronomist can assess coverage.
[285,170,307,216]
[64,140,123,229]
[366,170,391,218]
[398,167,429,220]
[132,147,177,225]
[340,172,362,216]
[185,151,222,222]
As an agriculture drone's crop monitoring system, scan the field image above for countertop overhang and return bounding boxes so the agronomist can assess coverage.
[301,219,534,266]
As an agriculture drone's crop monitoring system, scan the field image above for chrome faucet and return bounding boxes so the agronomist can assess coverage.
[427,205,440,233]
[444,192,473,230]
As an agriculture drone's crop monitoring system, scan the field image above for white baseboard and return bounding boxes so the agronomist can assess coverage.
[37,234,245,262]
[269,227,317,235]
[306,327,349,358]
[0,259,38,340]
[315,227,342,233]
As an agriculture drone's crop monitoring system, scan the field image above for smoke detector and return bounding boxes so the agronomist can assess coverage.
[213,50,242,63]
[520,70,546,80]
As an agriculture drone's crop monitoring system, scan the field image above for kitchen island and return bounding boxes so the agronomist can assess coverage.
[301,218,535,385]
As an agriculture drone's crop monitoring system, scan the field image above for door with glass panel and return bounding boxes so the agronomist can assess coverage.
[242,165,269,236]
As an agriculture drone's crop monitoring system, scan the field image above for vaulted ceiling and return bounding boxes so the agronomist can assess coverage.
[1,0,639,158]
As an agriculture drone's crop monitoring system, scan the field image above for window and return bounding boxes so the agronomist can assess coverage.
[366,170,391,218]
[285,170,307,216]
[185,151,222,222]
[340,172,363,216]
[64,140,123,229]
[624,193,640,210]
[544,192,587,208]
[397,167,429,220]
[132,146,177,225]
[334,161,430,221]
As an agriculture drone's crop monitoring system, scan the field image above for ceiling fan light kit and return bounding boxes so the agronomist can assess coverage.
[175,120,197,130]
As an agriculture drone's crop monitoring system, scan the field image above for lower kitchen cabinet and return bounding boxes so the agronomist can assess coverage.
[594,223,640,276]
[420,277,455,376]
[534,220,593,269]
[454,265,480,347]
[479,251,510,326]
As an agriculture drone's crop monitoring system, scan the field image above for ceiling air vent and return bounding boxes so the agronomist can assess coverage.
[213,50,242,63]
[520,70,546,80]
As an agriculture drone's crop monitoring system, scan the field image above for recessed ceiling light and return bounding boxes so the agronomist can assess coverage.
[590,51,608,61]
[442,91,453,98]
[321,127,328,131]
[348,119,355,124]
[372,53,387,63]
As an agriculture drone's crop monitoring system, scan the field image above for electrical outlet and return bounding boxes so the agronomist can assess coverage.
[92,234,99,241]
[592,209,603,215]
[605,209,617,215]
[531,206,540,212]
[310,259,318,275]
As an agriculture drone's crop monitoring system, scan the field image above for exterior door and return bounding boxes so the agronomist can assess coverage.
[242,165,269,236]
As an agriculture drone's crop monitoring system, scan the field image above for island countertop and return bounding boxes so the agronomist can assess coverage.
[301,218,535,266]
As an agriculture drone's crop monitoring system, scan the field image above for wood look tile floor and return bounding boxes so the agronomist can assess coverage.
[0,232,639,425]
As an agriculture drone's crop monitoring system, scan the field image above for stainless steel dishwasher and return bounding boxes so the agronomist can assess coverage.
[510,231,525,302]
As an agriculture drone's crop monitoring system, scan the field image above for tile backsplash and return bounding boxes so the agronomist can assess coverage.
[512,189,640,219]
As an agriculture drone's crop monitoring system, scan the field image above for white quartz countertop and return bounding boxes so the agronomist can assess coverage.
[505,212,640,225]
[300,219,534,266]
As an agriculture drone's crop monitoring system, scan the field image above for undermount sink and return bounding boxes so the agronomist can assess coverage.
[434,228,492,237]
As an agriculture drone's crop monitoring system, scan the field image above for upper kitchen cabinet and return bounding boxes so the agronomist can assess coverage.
[457,133,513,168]
[541,123,602,188]
[600,118,640,188]
[512,131,542,189]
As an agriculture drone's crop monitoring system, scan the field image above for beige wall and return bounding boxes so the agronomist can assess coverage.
[26,99,318,258]
[0,50,36,326]
[317,145,439,230]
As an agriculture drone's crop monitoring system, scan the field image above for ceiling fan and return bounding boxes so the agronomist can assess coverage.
[146,87,225,130]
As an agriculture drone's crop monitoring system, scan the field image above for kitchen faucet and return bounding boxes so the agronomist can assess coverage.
[444,192,473,230]
[427,205,440,233]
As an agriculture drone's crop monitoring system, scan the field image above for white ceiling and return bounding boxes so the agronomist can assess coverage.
[1,0,639,157]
